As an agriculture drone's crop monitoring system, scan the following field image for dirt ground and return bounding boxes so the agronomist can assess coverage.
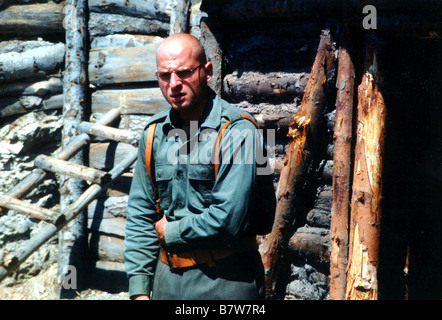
[0,264,129,300]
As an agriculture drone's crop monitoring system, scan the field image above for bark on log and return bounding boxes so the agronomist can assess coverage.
[58,0,88,294]
[0,94,63,118]
[223,71,308,104]
[91,88,169,115]
[170,0,191,34]
[89,41,162,86]
[0,3,64,36]
[89,232,125,262]
[88,12,169,37]
[0,77,62,97]
[329,30,356,300]
[200,19,223,95]
[288,227,330,264]
[89,142,137,171]
[0,43,65,82]
[259,30,335,299]
[345,35,386,300]
[88,0,170,21]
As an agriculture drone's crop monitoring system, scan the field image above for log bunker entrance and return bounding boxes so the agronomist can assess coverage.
[0,0,441,300]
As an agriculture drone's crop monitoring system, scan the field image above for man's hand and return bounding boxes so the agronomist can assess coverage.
[154,215,168,247]
[134,295,150,300]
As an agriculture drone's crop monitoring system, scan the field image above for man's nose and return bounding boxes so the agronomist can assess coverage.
[169,72,182,88]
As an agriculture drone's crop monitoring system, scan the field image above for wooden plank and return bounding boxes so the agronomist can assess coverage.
[0,77,62,97]
[91,88,169,115]
[89,142,137,171]
[34,154,112,186]
[89,41,162,86]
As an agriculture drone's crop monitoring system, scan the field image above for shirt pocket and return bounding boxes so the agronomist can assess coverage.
[188,164,215,205]
[155,164,175,210]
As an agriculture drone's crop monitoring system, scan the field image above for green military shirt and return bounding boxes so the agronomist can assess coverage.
[124,90,266,299]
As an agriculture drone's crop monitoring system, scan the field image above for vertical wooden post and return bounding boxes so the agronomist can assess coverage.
[260,30,335,299]
[329,29,355,300]
[59,0,88,297]
[169,0,191,34]
[345,34,386,300]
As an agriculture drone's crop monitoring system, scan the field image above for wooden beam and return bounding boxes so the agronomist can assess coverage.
[170,0,191,34]
[259,30,336,299]
[329,28,356,300]
[345,34,386,300]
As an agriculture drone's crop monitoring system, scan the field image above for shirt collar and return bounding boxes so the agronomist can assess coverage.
[163,88,221,131]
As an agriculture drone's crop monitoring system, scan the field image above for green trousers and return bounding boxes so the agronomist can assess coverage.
[151,250,265,300]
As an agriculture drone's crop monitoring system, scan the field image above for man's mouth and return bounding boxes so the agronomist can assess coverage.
[171,93,186,103]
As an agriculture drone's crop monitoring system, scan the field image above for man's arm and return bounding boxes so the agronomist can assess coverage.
[124,129,160,299]
[163,119,259,249]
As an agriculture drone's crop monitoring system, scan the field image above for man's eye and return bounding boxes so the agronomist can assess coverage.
[158,72,171,80]
[176,70,193,78]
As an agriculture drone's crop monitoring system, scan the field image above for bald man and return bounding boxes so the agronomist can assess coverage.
[124,33,273,300]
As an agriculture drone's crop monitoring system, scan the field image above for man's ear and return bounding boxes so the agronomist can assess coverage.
[204,61,213,83]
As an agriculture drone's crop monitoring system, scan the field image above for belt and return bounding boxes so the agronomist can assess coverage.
[160,237,258,269]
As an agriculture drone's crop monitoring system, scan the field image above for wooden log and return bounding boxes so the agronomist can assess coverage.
[0,77,62,97]
[89,41,162,86]
[34,155,112,186]
[170,0,191,34]
[345,35,386,300]
[89,142,137,171]
[87,217,126,238]
[91,88,169,115]
[329,29,356,300]
[200,19,223,95]
[0,94,63,118]
[88,0,170,21]
[288,227,330,264]
[78,122,141,145]
[0,43,65,82]
[88,12,169,37]
[259,30,335,299]
[89,232,125,262]
[91,34,163,49]
[0,3,64,36]
[0,195,57,223]
[88,194,130,219]
[0,148,138,283]
[223,71,308,104]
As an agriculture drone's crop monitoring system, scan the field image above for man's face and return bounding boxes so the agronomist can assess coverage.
[156,43,212,115]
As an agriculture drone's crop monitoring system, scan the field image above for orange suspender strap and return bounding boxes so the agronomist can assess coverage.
[145,122,161,216]
[213,114,260,181]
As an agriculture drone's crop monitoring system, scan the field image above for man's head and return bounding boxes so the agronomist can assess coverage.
[156,33,213,122]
